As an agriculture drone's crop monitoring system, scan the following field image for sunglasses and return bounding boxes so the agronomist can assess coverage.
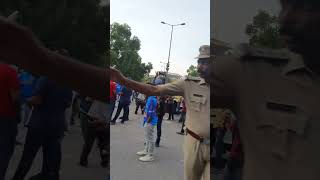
[197,58,210,65]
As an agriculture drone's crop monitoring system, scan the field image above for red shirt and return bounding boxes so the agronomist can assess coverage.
[0,64,20,118]
[110,81,116,101]
[181,100,187,112]
[229,122,243,161]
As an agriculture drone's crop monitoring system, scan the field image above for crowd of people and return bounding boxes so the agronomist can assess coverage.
[0,50,110,180]
[109,81,189,161]
[0,1,319,180]
[211,109,243,180]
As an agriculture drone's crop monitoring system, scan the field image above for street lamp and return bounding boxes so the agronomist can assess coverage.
[161,21,186,82]
[160,61,167,72]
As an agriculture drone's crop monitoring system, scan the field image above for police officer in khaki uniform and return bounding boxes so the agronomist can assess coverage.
[111,45,211,180]
[208,1,320,180]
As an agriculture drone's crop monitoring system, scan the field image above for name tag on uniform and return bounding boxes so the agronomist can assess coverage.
[266,102,297,113]
[193,94,203,98]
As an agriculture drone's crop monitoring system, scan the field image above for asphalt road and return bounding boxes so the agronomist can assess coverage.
[6,121,108,180]
[6,103,185,180]
[110,103,185,180]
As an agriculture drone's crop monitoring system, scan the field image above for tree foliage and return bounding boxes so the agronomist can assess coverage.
[245,10,285,49]
[110,22,153,81]
[0,0,109,66]
[187,65,199,77]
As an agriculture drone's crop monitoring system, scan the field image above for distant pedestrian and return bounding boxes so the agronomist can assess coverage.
[167,97,174,120]
[155,96,166,147]
[0,62,20,180]
[18,70,36,127]
[177,98,187,135]
[109,81,117,120]
[136,92,158,162]
[110,85,132,124]
[135,92,146,115]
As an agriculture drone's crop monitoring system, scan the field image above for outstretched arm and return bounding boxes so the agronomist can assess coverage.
[110,68,161,96]
[0,17,108,101]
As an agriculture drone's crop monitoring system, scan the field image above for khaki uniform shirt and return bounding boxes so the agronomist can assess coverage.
[158,77,210,138]
[212,45,320,180]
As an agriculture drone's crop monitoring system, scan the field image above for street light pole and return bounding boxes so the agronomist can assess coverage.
[161,21,185,83]
[166,25,173,74]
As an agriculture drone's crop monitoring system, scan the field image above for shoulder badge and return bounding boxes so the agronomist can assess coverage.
[184,76,201,81]
[235,43,290,61]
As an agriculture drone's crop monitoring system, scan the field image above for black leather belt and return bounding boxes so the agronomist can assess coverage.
[186,128,210,145]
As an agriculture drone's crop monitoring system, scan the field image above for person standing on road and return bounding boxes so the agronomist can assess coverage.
[177,98,187,135]
[155,96,166,147]
[0,62,20,180]
[110,85,132,124]
[18,69,36,127]
[167,96,175,120]
[111,45,210,180]
[79,99,109,168]
[136,90,158,162]
[134,92,146,115]
[109,80,117,120]
[12,76,72,180]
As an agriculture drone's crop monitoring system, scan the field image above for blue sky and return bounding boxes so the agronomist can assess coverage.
[111,0,210,75]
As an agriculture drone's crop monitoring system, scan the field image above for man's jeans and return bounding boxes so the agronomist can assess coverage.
[144,123,155,155]
[12,129,63,180]
[109,100,115,121]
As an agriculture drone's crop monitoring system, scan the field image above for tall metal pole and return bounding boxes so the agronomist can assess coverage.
[161,21,186,83]
[166,25,174,75]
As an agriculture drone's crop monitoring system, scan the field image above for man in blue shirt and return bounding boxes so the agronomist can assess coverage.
[18,70,36,126]
[110,85,132,124]
[12,76,72,180]
[136,85,158,162]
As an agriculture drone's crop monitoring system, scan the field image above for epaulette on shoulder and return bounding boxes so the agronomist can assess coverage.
[235,43,290,61]
[184,76,201,81]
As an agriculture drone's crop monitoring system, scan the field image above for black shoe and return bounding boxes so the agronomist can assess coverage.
[119,117,123,119]
[120,121,124,124]
[135,112,137,114]
[79,159,88,167]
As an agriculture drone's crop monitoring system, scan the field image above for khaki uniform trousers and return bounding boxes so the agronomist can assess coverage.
[184,134,210,180]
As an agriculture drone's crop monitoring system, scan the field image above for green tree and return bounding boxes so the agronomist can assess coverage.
[245,10,285,49]
[187,65,199,77]
[110,22,153,81]
[0,0,108,66]
[143,62,153,77]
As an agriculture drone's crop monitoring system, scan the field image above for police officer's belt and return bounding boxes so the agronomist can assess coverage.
[186,128,210,145]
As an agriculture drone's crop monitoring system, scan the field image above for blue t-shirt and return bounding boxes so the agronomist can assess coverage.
[29,77,73,136]
[119,86,132,105]
[116,84,122,95]
[19,71,36,101]
[154,78,164,85]
[143,96,158,126]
